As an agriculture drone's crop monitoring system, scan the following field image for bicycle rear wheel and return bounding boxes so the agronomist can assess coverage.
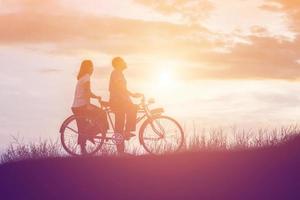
[139,116,184,155]
[60,115,105,156]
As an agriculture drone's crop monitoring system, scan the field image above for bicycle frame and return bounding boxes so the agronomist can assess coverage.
[102,97,153,134]
[74,96,166,144]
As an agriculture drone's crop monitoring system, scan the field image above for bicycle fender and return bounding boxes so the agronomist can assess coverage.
[150,108,164,116]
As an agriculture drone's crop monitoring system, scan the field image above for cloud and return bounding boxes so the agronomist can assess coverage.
[135,0,214,23]
[262,0,300,32]
[0,9,213,54]
[38,68,62,74]
[1,0,300,80]
[184,35,300,80]
[1,0,62,12]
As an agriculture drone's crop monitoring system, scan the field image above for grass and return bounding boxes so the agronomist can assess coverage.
[184,123,299,151]
[0,136,62,164]
[1,124,299,164]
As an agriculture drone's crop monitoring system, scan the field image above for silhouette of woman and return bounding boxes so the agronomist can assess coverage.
[72,60,106,154]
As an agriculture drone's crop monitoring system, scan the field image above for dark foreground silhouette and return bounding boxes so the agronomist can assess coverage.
[0,137,300,200]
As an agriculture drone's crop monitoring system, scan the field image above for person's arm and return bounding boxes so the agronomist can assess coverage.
[115,73,142,98]
[126,89,134,96]
[131,92,143,98]
[90,92,100,99]
[115,80,142,98]
[127,90,142,98]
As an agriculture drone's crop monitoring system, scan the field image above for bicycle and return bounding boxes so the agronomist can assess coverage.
[59,95,184,156]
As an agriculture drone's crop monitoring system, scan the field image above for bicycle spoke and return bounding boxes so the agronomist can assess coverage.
[143,137,161,141]
[66,126,79,134]
[149,122,164,137]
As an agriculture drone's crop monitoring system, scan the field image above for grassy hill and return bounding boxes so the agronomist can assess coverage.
[0,136,299,200]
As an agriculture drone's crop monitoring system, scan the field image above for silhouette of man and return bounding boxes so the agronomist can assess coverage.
[109,57,142,152]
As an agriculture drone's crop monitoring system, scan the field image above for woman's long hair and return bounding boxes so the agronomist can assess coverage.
[77,60,93,80]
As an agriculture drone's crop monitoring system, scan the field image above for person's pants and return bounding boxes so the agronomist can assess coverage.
[114,102,137,134]
[72,104,108,145]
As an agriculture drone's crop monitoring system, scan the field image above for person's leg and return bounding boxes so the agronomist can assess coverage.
[115,111,125,134]
[72,107,88,154]
[114,111,125,153]
[125,103,137,132]
[116,141,125,154]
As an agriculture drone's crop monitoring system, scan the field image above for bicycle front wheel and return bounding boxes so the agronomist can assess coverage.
[139,116,184,155]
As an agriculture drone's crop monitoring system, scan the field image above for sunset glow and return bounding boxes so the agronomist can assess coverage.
[155,61,177,88]
[1,1,300,199]
[1,0,300,148]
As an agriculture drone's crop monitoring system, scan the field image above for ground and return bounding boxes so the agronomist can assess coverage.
[0,137,300,200]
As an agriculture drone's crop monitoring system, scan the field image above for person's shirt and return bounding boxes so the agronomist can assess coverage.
[109,69,130,103]
[72,74,91,108]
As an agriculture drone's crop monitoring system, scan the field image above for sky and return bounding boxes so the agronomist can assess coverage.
[1,0,300,147]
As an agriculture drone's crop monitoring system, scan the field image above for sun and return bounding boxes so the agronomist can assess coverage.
[158,68,173,87]
[152,61,179,91]
[145,60,182,97]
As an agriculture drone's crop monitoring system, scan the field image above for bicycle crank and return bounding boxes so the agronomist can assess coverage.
[112,133,124,145]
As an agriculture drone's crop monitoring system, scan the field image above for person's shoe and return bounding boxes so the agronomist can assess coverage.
[124,132,136,140]
[116,142,125,153]
[88,136,95,144]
